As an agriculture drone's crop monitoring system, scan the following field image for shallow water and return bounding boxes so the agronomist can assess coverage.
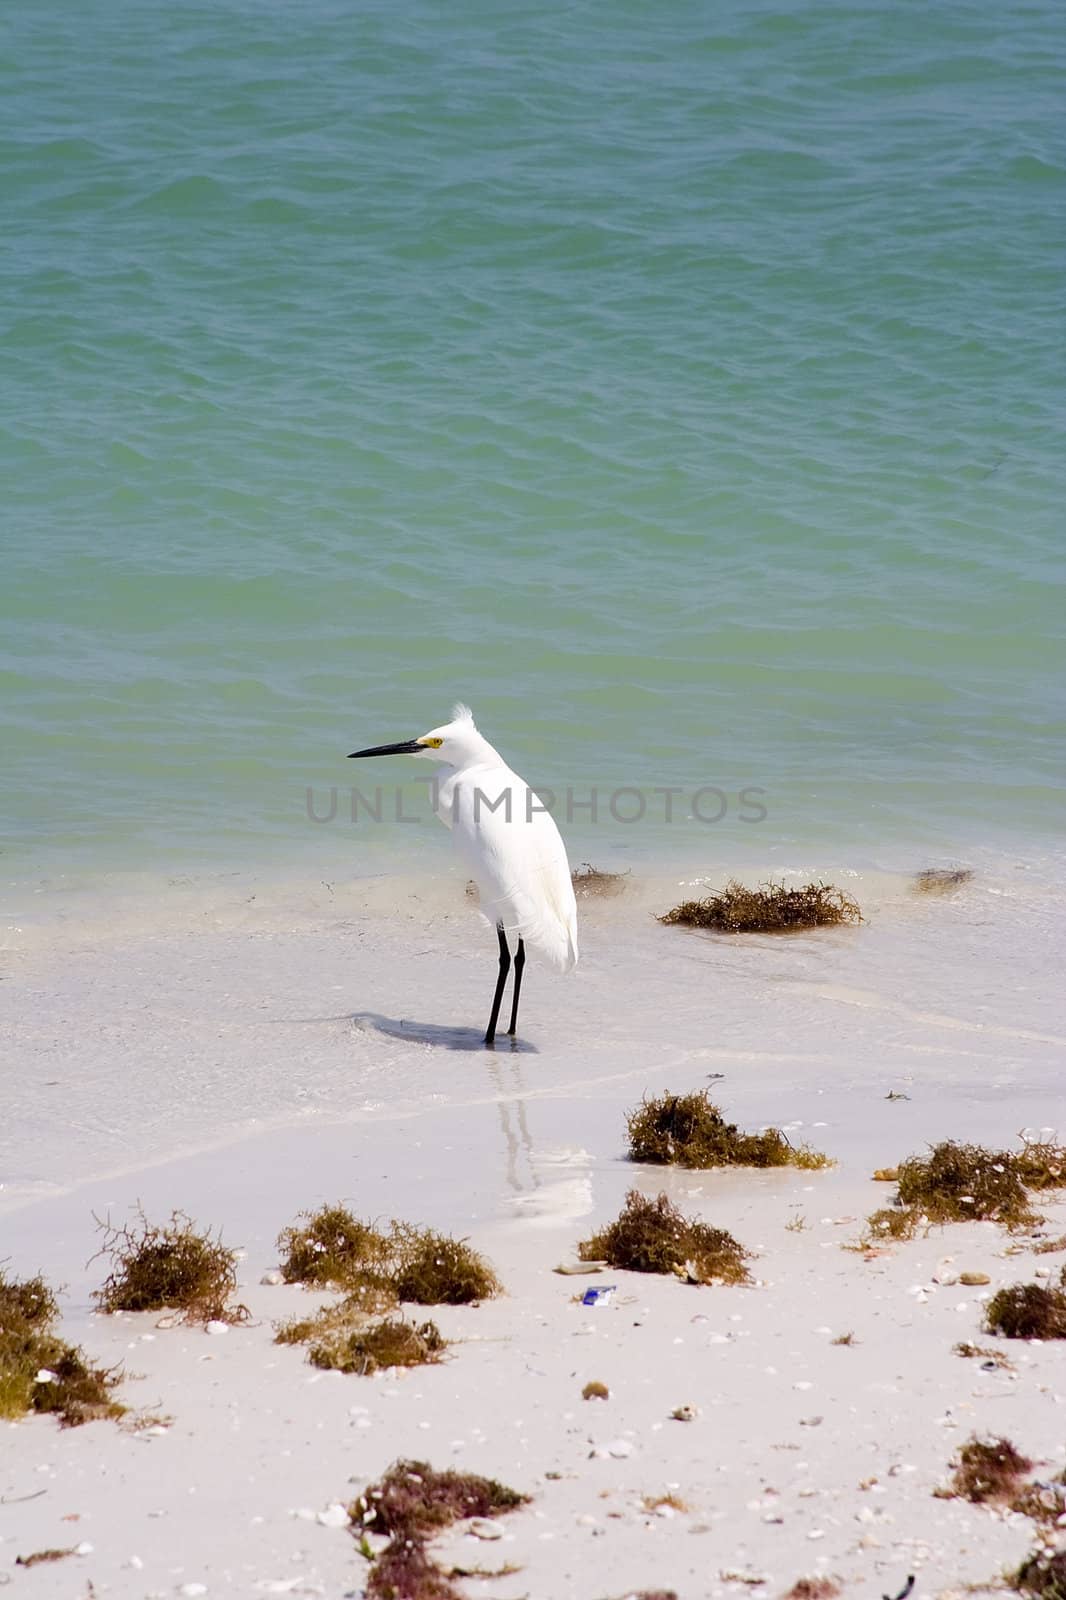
[2,0,1064,892]
[2,857,1062,1216]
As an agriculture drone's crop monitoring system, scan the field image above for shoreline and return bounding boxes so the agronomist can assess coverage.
[2,832,1057,950]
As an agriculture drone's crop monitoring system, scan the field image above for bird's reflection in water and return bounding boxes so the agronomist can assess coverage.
[351,1011,542,1198]
[486,1055,540,1195]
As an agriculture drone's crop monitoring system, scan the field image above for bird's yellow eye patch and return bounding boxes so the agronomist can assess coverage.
[420,736,444,749]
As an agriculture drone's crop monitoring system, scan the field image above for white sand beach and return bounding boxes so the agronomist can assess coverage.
[2,861,1064,1598]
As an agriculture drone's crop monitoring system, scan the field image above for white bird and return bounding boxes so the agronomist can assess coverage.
[349,703,578,1044]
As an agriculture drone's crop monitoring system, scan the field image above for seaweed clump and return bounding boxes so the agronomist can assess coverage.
[783,1583,841,1600]
[627,1089,831,1171]
[862,1207,922,1245]
[277,1205,500,1309]
[571,863,629,899]
[275,1205,501,1376]
[954,1341,1013,1369]
[16,1549,77,1568]
[350,1458,528,1600]
[939,1437,1066,1544]
[859,1139,1058,1246]
[277,1204,397,1309]
[1013,1138,1066,1194]
[392,1228,501,1306]
[591,1592,678,1600]
[274,1296,444,1372]
[0,1269,124,1427]
[1010,1548,1066,1600]
[577,1190,749,1286]
[302,1316,445,1376]
[658,879,861,934]
[942,1435,1033,1505]
[93,1208,247,1325]
[275,1298,448,1376]
[1012,1476,1066,1528]
[984,1271,1066,1340]
[913,867,973,894]
[895,1141,1036,1226]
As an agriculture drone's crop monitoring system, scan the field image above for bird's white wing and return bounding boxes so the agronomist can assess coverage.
[447,766,578,973]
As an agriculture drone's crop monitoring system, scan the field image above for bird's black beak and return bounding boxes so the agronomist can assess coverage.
[348,739,424,758]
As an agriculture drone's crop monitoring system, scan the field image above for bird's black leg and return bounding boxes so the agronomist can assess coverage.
[507,938,526,1037]
[485,922,511,1045]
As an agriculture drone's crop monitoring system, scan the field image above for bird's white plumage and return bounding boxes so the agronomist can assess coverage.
[421,706,578,973]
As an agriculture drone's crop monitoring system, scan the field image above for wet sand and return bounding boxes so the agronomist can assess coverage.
[2,863,1064,1596]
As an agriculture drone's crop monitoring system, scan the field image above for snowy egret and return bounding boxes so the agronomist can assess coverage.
[349,704,578,1044]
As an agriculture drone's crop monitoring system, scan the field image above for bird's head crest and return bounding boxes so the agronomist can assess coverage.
[451,702,475,726]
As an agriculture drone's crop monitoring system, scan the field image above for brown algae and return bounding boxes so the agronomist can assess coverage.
[984,1272,1066,1340]
[935,1433,1066,1540]
[862,1207,922,1245]
[954,1342,1013,1369]
[896,1141,1037,1226]
[277,1205,500,1307]
[1012,1477,1066,1528]
[92,1207,247,1325]
[275,1206,501,1374]
[912,867,973,894]
[277,1204,396,1301]
[1009,1548,1066,1599]
[571,863,630,898]
[616,1593,679,1600]
[354,1459,527,1535]
[642,1492,689,1514]
[627,1089,831,1171]
[275,1296,447,1374]
[858,1137,1064,1246]
[658,879,861,934]
[351,1458,528,1600]
[577,1190,750,1286]
[15,1548,78,1569]
[942,1435,1033,1505]
[1013,1138,1066,1193]
[391,1227,501,1306]
[308,1316,445,1375]
[0,1269,124,1427]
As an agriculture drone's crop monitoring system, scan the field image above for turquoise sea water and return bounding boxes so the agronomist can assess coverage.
[2,0,1064,884]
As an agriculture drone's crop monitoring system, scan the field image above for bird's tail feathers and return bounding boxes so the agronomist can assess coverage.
[480,880,578,973]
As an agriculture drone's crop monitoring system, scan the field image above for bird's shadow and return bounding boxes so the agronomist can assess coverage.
[352,1011,538,1054]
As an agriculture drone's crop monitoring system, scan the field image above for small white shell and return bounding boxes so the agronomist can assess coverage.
[315,1503,349,1529]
